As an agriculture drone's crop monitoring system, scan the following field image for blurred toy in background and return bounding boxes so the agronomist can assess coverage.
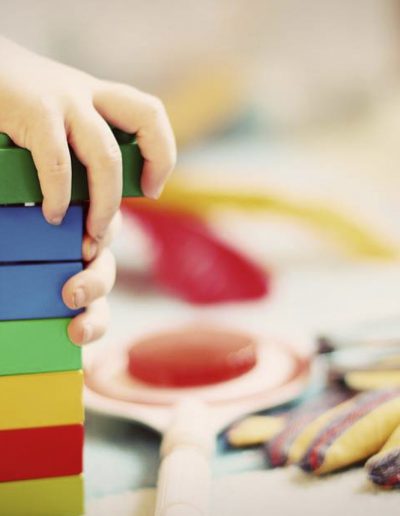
[265,388,351,468]
[157,181,397,260]
[119,179,397,305]
[319,318,400,391]
[225,316,400,489]
[127,327,258,387]
[227,387,349,460]
[366,424,400,488]
[325,346,400,391]
[122,200,269,304]
[85,325,311,514]
[163,64,246,148]
[294,389,400,475]
[226,387,400,488]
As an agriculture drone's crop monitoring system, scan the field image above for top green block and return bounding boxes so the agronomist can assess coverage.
[0,130,143,204]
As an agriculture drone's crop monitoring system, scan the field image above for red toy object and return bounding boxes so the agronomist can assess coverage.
[122,201,269,304]
[0,424,83,483]
[128,328,258,388]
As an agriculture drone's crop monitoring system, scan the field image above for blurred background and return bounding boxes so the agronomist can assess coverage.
[3,0,400,503]
[3,0,400,264]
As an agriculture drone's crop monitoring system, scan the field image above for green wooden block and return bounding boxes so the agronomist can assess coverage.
[0,130,143,204]
[0,318,81,376]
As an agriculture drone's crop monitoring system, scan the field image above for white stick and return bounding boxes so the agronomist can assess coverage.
[154,398,214,516]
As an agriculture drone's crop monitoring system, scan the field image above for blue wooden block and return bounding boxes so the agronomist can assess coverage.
[0,262,83,320]
[0,205,83,263]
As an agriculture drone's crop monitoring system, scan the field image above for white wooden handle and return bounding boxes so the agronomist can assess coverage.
[155,399,214,516]
[155,444,211,516]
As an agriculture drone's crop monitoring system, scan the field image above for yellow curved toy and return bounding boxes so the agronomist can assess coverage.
[153,181,398,260]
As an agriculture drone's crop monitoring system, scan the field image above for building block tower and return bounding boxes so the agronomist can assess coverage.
[0,131,142,515]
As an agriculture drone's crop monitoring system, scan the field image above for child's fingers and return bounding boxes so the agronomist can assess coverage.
[93,83,176,199]
[67,297,110,345]
[62,247,116,310]
[82,211,122,262]
[67,107,122,241]
[28,110,72,224]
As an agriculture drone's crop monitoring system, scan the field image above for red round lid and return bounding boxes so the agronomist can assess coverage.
[128,328,258,388]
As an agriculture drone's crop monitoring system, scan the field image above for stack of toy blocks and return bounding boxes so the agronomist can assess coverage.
[0,131,142,515]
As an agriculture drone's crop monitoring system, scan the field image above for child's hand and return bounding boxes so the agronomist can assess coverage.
[62,211,121,345]
[0,37,176,344]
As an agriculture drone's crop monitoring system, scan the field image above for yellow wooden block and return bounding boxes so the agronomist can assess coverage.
[0,475,84,515]
[0,370,83,430]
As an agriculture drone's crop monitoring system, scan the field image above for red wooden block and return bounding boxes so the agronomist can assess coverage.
[0,424,83,483]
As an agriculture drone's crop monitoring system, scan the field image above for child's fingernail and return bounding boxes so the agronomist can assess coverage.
[146,183,164,200]
[82,324,93,343]
[73,288,86,308]
[85,240,98,261]
[50,216,63,225]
